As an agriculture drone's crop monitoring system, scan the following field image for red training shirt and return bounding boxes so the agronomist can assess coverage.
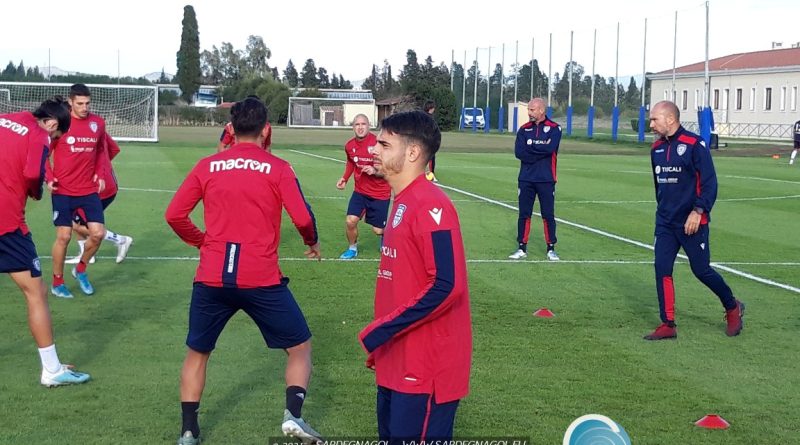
[45,112,108,196]
[342,133,390,200]
[165,142,318,288]
[359,174,472,403]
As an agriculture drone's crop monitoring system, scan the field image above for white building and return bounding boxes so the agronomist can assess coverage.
[648,47,800,138]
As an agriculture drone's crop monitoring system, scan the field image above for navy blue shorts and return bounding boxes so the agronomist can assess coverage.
[52,193,104,227]
[186,278,312,353]
[347,191,390,229]
[73,194,116,226]
[0,229,42,278]
[376,386,460,442]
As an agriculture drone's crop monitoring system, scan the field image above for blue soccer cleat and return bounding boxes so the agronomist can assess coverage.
[51,284,74,299]
[71,268,95,295]
[339,248,358,260]
[40,364,91,387]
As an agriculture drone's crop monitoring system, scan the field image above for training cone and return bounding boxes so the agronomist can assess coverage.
[695,414,730,429]
[533,308,555,318]
[772,154,781,159]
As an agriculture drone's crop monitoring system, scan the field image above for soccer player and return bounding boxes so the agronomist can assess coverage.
[644,100,745,340]
[165,97,324,445]
[65,131,134,265]
[46,84,110,298]
[423,100,438,182]
[217,98,272,152]
[508,97,561,261]
[790,118,800,165]
[0,97,90,386]
[335,113,391,260]
[359,111,472,442]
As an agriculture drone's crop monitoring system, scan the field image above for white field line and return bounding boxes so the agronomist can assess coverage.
[289,149,800,294]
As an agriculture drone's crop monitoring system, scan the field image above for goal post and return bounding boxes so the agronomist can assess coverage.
[288,97,376,129]
[0,81,158,142]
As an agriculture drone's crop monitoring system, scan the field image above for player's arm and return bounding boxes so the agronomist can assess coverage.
[165,169,205,247]
[514,128,549,163]
[279,165,319,247]
[264,123,272,152]
[24,136,50,200]
[337,152,356,189]
[359,227,465,354]
[217,125,234,152]
[44,137,58,190]
[528,125,562,155]
[691,141,718,214]
[105,133,121,161]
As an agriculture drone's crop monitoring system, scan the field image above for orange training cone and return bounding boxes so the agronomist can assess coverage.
[533,308,555,318]
[695,414,730,429]
[772,154,781,159]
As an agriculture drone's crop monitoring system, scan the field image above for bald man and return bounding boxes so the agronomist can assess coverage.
[509,98,561,261]
[644,100,744,340]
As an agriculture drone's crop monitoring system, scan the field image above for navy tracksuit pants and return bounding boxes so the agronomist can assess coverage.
[376,386,459,444]
[654,224,737,324]
[517,181,557,249]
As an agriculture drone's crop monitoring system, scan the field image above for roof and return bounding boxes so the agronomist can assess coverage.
[655,47,800,75]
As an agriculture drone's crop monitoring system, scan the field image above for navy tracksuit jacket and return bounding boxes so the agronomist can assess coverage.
[514,117,561,248]
[651,126,736,323]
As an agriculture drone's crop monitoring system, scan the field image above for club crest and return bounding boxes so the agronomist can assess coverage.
[544,126,551,133]
[33,258,41,272]
[677,144,687,156]
[367,145,375,154]
[392,204,407,228]
[89,121,98,133]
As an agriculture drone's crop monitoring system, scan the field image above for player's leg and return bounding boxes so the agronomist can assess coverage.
[179,283,237,444]
[645,227,681,340]
[384,390,459,441]
[536,181,559,260]
[510,181,536,259]
[70,195,105,295]
[50,195,75,297]
[365,196,389,250]
[790,148,798,165]
[341,192,367,259]
[64,211,91,264]
[98,195,134,263]
[242,281,322,443]
[679,225,744,336]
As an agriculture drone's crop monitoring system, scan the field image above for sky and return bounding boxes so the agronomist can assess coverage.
[2,0,798,86]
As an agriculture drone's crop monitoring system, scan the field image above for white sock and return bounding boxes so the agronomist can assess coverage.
[349,243,358,251]
[104,230,123,245]
[38,344,62,374]
[791,150,798,164]
[76,239,86,256]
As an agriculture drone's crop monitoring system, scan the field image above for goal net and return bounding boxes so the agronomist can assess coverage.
[288,97,376,128]
[0,81,158,142]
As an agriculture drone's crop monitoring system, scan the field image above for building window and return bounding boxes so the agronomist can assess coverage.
[780,86,787,111]
[713,89,720,109]
[750,88,756,111]
[764,87,772,111]
[694,89,700,110]
[682,90,688,110]
[735,88,743,110]
[664,89,670,100]
[792,86,798,111]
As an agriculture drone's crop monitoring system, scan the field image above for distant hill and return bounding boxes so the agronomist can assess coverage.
[144,71,174,82]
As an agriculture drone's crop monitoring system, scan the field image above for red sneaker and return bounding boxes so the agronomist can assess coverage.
[644,323,677,340]
[725,300,745,337]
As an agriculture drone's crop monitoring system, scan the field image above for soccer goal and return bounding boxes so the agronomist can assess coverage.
[0,81,159,142]
[288,96,376,129]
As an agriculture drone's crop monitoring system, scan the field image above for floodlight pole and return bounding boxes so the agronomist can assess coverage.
[614,23,619,107]
[672,10,678,101]
[501,43,505,105]
[548,33,553,110]
[486,47,491,108]
[530,38,535,99]
[641,18,647,108]
[451,49,455,92]
[591,29,596,106]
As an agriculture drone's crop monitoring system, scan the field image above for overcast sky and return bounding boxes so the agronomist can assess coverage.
[2,0,798,85]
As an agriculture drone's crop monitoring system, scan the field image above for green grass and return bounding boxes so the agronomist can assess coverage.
[1,126,798,444]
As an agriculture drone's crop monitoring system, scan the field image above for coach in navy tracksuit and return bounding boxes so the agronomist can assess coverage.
[509,98,561,261]
[644,100,744,340]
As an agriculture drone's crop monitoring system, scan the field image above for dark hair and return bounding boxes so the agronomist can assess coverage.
[32,96,71,133]
[423,100,436,114]
[230,95,269,121]
[231,97,268,138]
[69,83,91,98]
[380,111,441,162]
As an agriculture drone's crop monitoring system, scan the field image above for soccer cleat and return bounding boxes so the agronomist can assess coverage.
[116,236,133,264]
[643,323,677,340]
[724,300,745,337]
[282,409,324,444]
[339,248,358,260]
[508,249,527,260]
[71,268,95,295]
[176,431,200,445]
[51,284,74,299]
[546,250,560,261]
[65,255,95,265]
[40,364,90,387]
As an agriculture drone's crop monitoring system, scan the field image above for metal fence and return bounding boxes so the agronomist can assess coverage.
[683,122,794,140]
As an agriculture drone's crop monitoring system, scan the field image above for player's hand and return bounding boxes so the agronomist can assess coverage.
[684,210,702,235]
[336,178,346,190]
[304,243,321,261]
[47,179,58,191]
[361,165,376,175]
[94,175,106,193]
[365,353,375,370]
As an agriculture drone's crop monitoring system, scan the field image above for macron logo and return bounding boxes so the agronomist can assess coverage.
[429,208,442,225]
[0,117,29,136]
[210,158,272,174]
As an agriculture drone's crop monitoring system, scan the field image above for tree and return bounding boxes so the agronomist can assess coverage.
[300,59,319,88]
[317,67,329,88]
[339,75,352,89]
[158,68,170,83]
[175,5,201,103]
[330,72,340,89]
[361,64,382,95]
[284,60,299,87]
[200,46,223,85]
[625,77,641,110]
[244,35,271,77]
[3,61,16,77]
[16,61,25,80]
